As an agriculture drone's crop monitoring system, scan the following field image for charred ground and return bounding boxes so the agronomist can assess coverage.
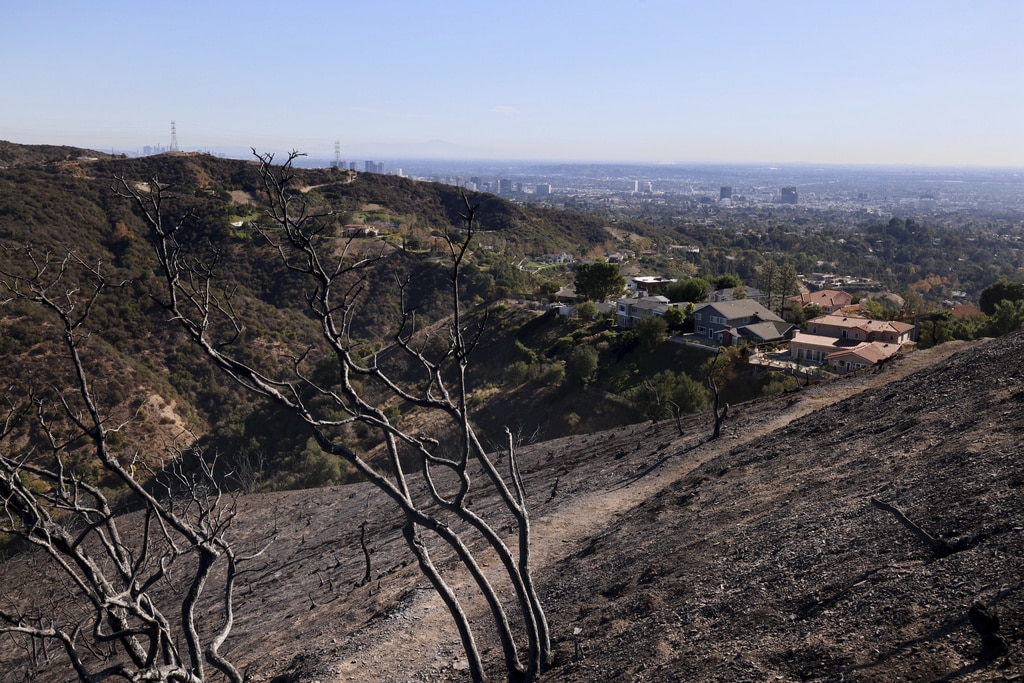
[4,333,1021,682]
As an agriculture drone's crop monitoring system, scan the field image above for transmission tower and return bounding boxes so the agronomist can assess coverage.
[170,121,179,152]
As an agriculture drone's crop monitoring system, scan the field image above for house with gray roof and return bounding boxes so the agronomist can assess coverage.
[692,299,794,346]
[616,295,681,329]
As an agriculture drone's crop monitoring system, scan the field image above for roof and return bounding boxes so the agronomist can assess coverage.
[696,299,783,323]
[790,331,861,350]
[622,297,671,313]
[737,321,794,343]
[787,289,852,307]
[951,304,983,319]
[826,341,900,365]
[710,286,765,302]
[629,276,676,286]
[809,314,914,336]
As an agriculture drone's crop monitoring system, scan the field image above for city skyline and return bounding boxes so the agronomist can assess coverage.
[2,1,1022,167]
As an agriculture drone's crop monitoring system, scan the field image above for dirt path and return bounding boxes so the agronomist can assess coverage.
[530,340,976,568]
[328,341,978,682]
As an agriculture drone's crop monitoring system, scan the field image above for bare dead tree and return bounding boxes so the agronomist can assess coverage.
[119,151,551,682]
[666,398,685,437]
[0,246,265,682]
[705,347,728,440]
[356,520,372,587]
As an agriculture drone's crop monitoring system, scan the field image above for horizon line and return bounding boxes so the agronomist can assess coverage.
[4,138,1023,172]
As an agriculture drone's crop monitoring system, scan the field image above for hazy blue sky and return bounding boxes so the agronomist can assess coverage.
[3,1,1022,166]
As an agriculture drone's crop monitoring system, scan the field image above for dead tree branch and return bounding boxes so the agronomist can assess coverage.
[0,245,253,682]
[869,497,953,558]
[122,153,550,682]
[705,347,728,440]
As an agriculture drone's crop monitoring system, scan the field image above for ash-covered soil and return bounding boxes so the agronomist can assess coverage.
[3,334,1022,682]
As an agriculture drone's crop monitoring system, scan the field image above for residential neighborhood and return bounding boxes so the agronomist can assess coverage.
[609,278,917,374]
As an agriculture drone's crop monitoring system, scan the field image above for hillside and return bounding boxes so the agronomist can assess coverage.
[3,332,1020,682]
[0,144,615,487]
[1,141,1022,681]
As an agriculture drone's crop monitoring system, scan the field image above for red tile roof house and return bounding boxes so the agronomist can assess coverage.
[784,289,855,315]
[826,341,901,373]
[806,314,915,345]
[789,314,915,372]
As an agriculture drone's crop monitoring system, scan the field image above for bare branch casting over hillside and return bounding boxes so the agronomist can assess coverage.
[0,246,263,682]
[119,151,551,682]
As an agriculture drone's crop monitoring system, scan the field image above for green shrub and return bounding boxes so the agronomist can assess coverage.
[505,360,531,386]
[541,362,566,385]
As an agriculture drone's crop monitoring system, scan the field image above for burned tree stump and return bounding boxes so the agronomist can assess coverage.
[968,602,1008,660]
[869,497,954,558]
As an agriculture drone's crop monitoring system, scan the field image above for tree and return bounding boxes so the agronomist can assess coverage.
[566,346,599,386]
[709,273,741,291]
[120,152,550,683]
[704,348,730,440]
[635,315,669,351]
[630,371,710,424]
[662,306,686,331]
[918,311,953,349]
[0,248,261,682]
[862,299,888,320]
[979,278,1024,316]
[538,279,560,300]
[575,300,599,320]
[573,261,625,302]
[759,261,779,313]
[666,277,710,304]
[630,370,678,422]
[802,303,824,324]
[672,372,711,414]
[986,299,1024,336]
[951,313,988,341]
[759,261,798,315]
[902,289,925,317]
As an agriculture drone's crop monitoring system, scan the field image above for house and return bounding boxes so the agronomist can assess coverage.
[788,313,914,372]
[626,276,676,297]
[539,252,574,265]
[784,289,854,315]
[552,285,580,302]
[825,341,901,372]
[806,314,914,345]
[342,225,380,238]
[708,286,768,305]
[788,332,853,364]
[616,295,676,329]
[691,299,794,346]
[951,303,983,319]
